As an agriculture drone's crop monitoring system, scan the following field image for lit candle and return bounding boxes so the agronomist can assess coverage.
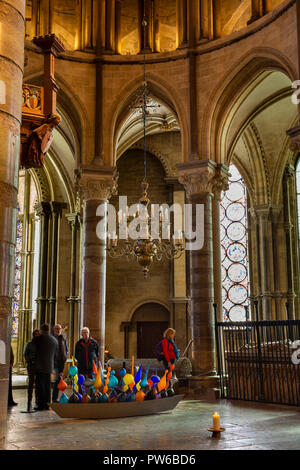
[118,210,122,224]
[213,412,220,431]
[151,204,154,218]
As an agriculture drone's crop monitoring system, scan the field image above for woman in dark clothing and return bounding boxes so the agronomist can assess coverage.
[162,328,179,372]
[75,327,99,378]
[8,346,17,407]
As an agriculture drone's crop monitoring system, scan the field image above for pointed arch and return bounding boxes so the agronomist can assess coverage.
[202,48,296,164]
[106,72,189,166]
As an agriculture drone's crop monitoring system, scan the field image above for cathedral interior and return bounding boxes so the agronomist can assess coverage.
[1,0,300,451]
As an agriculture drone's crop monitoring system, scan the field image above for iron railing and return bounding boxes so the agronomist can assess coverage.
[214,303,300,406]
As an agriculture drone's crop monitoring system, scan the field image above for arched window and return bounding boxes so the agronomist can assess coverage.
[12,170,40,338]
[220,164,250,321]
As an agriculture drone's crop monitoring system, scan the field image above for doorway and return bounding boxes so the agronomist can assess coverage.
[137,321,168,358]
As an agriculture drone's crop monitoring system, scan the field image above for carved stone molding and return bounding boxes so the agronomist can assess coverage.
[177,160,218,198]
[0,181,18,208]
[286,125,300,151]
[211,165,230,201]
[76,166,119,202]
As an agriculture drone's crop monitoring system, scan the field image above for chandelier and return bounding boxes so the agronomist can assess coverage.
[106,5,185,278]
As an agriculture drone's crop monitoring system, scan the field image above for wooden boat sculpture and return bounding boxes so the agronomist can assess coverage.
[51,357,184,419]
[51,394,184,419]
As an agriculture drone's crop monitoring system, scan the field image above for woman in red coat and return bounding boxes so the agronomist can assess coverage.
[162,328,179,372]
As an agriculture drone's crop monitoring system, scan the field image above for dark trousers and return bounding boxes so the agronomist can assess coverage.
[36,372,51,409]
[8,367,14,405]
[162,358,175,373]
[52,365,65,402]
[27,366,38,405]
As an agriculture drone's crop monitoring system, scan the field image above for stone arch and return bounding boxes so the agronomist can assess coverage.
[128,299,171,324]
[203,48,296,164]
[128,141,173,177]
[107,72,189,167]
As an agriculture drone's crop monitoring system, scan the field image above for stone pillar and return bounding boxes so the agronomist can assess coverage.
[105,0,116,53]
[75,0,83,50]
[65,213,81,357]
[115,0,122,54]
[248,0,266,24]
[77,166,118,366]
[153,0,160,52]
[0,0,25,449]
[178,161,218,379]
[168,178,188,354]
[176,0,188,48]
[48,202,67,328]
[35,202,51,327]
[138,0,153,53]
[283,167,296,319]
[199,0,214,40]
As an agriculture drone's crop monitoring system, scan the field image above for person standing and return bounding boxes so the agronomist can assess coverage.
[34,323,58,411]
[7,346,17,407]
[75,327,99,378]
[51,324,68,403]
[161,328,179,374]
[24,329,40,411]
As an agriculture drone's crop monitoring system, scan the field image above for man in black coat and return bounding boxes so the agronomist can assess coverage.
[75,327,99,378]
[34,323,58,410]
[51,324,68,402]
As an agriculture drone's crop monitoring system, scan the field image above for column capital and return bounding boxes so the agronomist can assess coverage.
[50,201,67,216]
[286,124,300,151]
[65,212,81,229]
[177,160,229,198]
[34,201,51,217]
[249,204,282,223]
[76,165,118,201]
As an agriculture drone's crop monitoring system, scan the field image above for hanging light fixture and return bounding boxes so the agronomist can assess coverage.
[106,3,184,278]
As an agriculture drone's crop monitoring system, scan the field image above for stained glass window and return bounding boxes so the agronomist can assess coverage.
[12,171,39,337]
[220,165,250,321]
[12,205,23,337]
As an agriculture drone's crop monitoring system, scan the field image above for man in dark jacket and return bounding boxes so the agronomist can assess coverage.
[24,329,40,411]
[75,327,99,378]
[51,324,68,402]
[34,323,58,410]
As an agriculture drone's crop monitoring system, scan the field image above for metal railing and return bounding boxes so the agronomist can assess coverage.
[214,303,300,406]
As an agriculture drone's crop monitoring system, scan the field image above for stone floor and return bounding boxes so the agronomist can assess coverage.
[4,389,300,450]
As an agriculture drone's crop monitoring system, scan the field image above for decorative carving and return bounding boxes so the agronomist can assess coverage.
[20,114,61,169]
[177,162,217,197]
[79,175,118,201]
[0,296,12,315]
[22,84,44,116]
[211,166,230,201]
[0,181,18,208]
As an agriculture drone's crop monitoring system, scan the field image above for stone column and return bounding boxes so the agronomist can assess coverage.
[48,202,67,328]
[283,167,296,319]
[176,0,188,48]
[77,166,118,366]
[115,0,122,54]
[105,0,116,53]
[65,212,81,357]
[75,0,83,50]
[199,0,214,40]
[153,0,160,52]
[178,161,218,381]
[248,0,265,24]
[138,0,153,53]
[0,0,25,449]
[35,202,51,327]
